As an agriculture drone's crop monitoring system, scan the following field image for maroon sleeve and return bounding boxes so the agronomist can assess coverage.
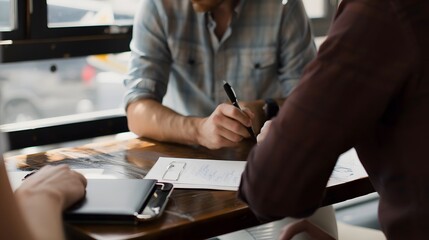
[238,0,415,221]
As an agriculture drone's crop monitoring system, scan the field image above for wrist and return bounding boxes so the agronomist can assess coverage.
[16,187,64,211]
[16,188,65,240]
[184,116,205,146]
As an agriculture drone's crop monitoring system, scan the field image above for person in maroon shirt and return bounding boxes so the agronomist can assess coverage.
[239,0,429,239]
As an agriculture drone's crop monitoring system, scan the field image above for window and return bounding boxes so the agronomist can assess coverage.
[0,0,15,31]
[47,0,136,28]
[303,0,337,37]
[0,0,23,39]
[31,0,139,39]
[0,54,128,124]
[0,0,135,62]
[303,0,326,18]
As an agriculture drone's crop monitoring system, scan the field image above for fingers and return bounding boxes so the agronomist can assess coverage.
[71,169,88,187]
[257,120,272,143]
[35,165,85,186]
[21,165,87,210]
[198,103,256,149]
[198,119,245,149]
[218,103,253,128]
[241,107,255,120]
[211,111,249,139]
[53,166,87,209]
[278,219,336,240]
[278,219,309,240]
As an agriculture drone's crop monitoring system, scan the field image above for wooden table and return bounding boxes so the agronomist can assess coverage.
[6,137,374,240]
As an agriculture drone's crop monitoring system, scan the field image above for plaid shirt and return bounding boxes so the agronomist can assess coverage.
[124,0,316,116]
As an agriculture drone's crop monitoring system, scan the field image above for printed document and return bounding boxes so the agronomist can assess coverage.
[145,149,368,191]
[145,157,246,191]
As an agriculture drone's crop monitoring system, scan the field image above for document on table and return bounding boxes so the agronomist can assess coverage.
[327,148,368,186]
[146,149,367,191]
[145,157,247,191]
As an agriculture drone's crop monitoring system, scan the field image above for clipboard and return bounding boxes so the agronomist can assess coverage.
[64,179,173,224]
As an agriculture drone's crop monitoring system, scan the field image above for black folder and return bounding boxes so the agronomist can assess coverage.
[64,179,173,224]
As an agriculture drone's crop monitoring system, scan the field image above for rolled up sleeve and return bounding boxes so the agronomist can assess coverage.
[123,0,172,108]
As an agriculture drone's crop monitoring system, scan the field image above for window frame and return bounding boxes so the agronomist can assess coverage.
[1,110,128,150]
[1,0,133,63]
[30,0,134,39]
[0,0,25,40]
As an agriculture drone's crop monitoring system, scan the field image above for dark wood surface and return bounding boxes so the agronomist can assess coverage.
[6,137,374,240]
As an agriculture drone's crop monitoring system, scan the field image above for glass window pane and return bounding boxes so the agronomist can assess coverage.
[0,0,15,31]
[0,53,129,124]
[302,0,326,19]
[47,0,140,28]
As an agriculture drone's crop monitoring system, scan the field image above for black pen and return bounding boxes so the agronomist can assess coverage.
[223,81,257,141]
[22,170,37,181]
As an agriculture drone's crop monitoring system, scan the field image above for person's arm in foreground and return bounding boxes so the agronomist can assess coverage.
[239,0,412,220]
[278,219,335,240]
[0,161,86,240]
[258,122,336,240]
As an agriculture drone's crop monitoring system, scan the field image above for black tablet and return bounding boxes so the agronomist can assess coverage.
[64,179,173,224]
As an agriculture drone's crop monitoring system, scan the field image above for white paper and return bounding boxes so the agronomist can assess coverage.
[7,168,116,191]
[147,150,367,191]
[327,148,368,186]
[145,157,247,191]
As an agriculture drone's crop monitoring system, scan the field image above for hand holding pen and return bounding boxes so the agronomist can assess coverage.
[223,81,257,141]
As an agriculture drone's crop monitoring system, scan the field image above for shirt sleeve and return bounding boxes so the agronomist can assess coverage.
[277,0,317,96]
[123,0,172,108]
[239,0,414,221]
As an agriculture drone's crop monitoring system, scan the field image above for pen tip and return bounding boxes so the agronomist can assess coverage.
[223,80,228,85]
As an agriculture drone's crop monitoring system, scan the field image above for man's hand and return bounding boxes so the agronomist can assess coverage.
[13,165,87,240]
[196,103,254,149]
[278,219,336,240]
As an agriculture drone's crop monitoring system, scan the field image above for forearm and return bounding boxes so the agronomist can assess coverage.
[0,162,34,240]
[16,191,65,240]
[239,105,333,220]
[2,161,64,240]
[127,99,202,145]
[1,160,86,240]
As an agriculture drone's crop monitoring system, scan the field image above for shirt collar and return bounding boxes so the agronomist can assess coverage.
[204,0,245,19]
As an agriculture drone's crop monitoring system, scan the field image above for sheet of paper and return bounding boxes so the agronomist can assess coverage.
[147,149,368,191]
[327,148,368,186]
[145,157,247,191]
[7,168,116,191]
